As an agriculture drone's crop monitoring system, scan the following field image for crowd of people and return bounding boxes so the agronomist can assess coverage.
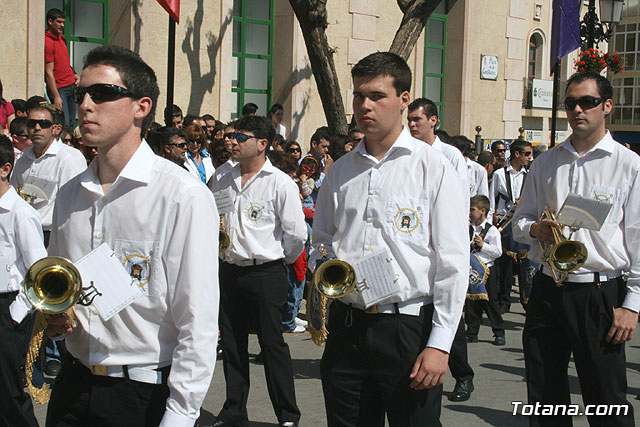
[0,10,638,427]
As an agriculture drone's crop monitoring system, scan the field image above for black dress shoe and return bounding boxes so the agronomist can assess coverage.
[465,335,478,343]
[494,336,506,346]
[448,379,474,402]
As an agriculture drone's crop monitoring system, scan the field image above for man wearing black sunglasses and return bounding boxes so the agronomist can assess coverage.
[43,45,220,427]
[10,105,86,245]
[513,72,638,426]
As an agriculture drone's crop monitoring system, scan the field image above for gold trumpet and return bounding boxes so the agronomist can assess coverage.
[219,216,230,252]
[539,209,588,285]
[313,247,365,299]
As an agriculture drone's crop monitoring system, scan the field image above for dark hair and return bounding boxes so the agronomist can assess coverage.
[408,98,438,119]
[47,104,65,126]
[183,115,202,129]
[532,144,547,159]
[510,139,532,159]
[348,128,362,141]
[241,103,259,116]
[0,135,15,170]
[9,117,27,136]
[434,129,450,144]
[202,114,215,122]
[491,141,505,152]
[234,115,275,144]
[154,127,187,152]
[270,104,283,115]
[28,105,54,121]
[351,52,412,95]
[11,99,27,114]
[566,71,613,101]
[46,8,64,22]
[164,104,183,126]
[0,79,4,103]
[470,195,490,212]
[476,151,494,167]
[332,134,349,158]
[311,126,332,146]
[268,151,298,175]
[285,141,301,151]
[450,135,473,158]
[83,45,159,135]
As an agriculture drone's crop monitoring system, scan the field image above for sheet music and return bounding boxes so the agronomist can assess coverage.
[214,189,235,215]
[352,249,400,308]
[557,193,612,231]
[75,243,143,321]
[23,176,57,200]
[0,256,10,292]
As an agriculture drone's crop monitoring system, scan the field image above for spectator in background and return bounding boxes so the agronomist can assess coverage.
[285,141,302,161]
[241,102,259,116]
[0,80,15,129]
[532,143,547,159]
[450,135,489,198]
[183,123,215,184]
[9,117,31,157]
[159,126,188,167]
[331,134,350,160]
[47,104,86,163]
[271,103,286,138]
[164,104,183,129]
[59,128,73,146]
[44,8,78,128]
[302,126,333,204]
[11,99,27,118]
[346,127,364,151]
[477,151,496,186]
[183,114,205,129]
[25,96,48,114]
[202,113,216,142]
[491,140,507,169]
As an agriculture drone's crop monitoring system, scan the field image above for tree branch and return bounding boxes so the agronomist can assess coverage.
[389,0,440,60]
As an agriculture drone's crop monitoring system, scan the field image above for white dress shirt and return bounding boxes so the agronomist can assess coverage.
[48,142,220,427]
[215,158,306,265]
[57,137,88,164]
[512,132,640,312]
[489,163,527,217]
[432,136,469,199]
[275,123,286,138]
[312,127,468,352]
[0,186,47,323]
[467,158,489,198]
[10,139,86,230]
[183,153,215,184]
[470,219,502,267]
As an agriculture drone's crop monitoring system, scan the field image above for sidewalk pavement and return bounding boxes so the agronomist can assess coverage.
[34,300,640,426]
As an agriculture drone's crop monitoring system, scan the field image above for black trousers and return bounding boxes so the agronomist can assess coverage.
[0,291,38,427]
[320,301,442,427]
[523,272,635,427]
[46,354,171,427]
[465,266,505,338]
[448,315,474,382]
[217,261,300,426]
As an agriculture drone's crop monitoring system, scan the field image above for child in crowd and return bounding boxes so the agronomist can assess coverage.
[466,195,506,345]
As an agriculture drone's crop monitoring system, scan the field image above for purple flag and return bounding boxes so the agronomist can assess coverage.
[550,0,581,73]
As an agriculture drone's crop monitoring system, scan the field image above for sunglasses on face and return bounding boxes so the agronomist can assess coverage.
[26,119,53,129]
[168,142,188,149]
[288,148,301,153]
[564,95,605,111]
[495,149,506,153]
[188,139,202,144]
[519,151,533,156]
[224,132,254,143]
[73,83,135,104]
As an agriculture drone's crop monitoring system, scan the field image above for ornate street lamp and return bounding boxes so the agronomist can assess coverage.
[580,0,624,49]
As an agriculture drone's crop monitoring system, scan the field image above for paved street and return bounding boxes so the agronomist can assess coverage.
[34,300,640,426]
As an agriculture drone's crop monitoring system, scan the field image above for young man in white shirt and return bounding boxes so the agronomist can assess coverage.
[489,138,532,314]
[43,45,220,427]
[451,135,489,198]
[513,72,638,426]
[10,105,86,246]
[466,195,504,344]
[0,135,47,427]
[213,115,306,427]
[312,52,468,426]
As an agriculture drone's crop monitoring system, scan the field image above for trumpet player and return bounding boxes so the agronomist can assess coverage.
[0,135,47,426]
[513,72,639,427]
[312,52,468,426]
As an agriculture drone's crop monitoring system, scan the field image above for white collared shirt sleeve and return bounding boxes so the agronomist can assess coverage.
[278,179,307,264]
[622,166,640,312]
[512,160,540,247]
[476,165,489,198]
[477,223,502,263]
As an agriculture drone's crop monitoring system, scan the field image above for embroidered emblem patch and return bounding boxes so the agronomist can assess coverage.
[123,254,151,289]
[247,205,263,221]
[594,193,611,203]
[469,267,481,285]
[393,208,419,233]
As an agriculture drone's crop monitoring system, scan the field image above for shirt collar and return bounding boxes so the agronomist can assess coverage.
[0,186,18,211]
[505,164,527,174]
[45,30,61,40]
[23,139,62,160]
[354,126,415,159]
[230,157,276,190]
[431,136,444,151]
[560,130,616,156]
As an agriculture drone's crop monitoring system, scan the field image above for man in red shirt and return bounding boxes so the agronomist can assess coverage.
[44,8,78,128]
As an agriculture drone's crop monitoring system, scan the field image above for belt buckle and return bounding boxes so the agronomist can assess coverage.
[365,305,378,314]
[91,365,108,376]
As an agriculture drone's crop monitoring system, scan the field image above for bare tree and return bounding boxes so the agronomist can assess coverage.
[289,0,441,136]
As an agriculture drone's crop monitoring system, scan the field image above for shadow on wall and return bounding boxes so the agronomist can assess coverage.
[275,65,312,142]
[182,0,232,116]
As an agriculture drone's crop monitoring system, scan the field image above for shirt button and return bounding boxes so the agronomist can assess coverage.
[367,246,373,251]
[97,233,104,239]
[370,190,377,195]
[367,217,374,223]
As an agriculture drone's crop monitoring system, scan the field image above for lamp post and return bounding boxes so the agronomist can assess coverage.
[580,0,624,49]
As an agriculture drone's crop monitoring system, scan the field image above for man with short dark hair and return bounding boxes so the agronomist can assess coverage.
[43,45,219,427]
[450,135,488,198]
[202,113,216,141]
[313,51,468,426]
[241,102,258,116]
[213,114,306,427]
[47,104,86,163]
[513,71,638,426]
[45,8,78,128]
[301,126,333,203]
[158,127,188,167]
[164,104,183,129]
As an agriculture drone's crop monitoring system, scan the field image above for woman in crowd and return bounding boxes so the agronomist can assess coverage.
[184,123,215,184]
[0,80,15,129]
[285,141,302,161]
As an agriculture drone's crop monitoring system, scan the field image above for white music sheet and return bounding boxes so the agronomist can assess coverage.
[352,248,400,308]
[214,189,235,215]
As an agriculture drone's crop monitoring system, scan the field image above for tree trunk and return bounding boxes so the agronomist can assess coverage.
[389,0,440,60]
[289,0,349,136]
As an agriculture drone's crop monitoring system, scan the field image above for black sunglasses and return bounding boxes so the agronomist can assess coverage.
[288,148,301,153]
[224,132,253,143]
[168,142,188,149]
[73,83,135,104]
[26,119,53,129]
[564,95,605,111]
[188,139,203,144]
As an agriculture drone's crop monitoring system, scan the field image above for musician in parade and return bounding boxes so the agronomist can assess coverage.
[312,52,468,426]
[43,45,220,427]
[489,138,532,314]
[0,136,46,427]
[513,71,638,426]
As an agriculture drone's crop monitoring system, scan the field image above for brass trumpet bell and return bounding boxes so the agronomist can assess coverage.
[313,259,357,299]
[24,257,83,314]
[219,230,230,252]
[540,209,588,284]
